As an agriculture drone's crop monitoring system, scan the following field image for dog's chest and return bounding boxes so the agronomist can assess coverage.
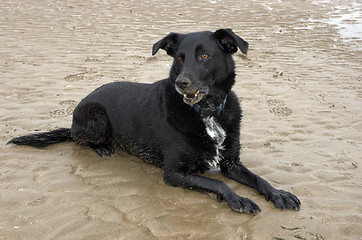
[202,116,226,169]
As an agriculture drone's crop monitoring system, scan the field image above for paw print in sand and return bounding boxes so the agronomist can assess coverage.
[267,99,293,117]
[49,100,77,118]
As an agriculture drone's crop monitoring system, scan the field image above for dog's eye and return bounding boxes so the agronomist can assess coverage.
[177,56,184,61]
[201,53,209,59]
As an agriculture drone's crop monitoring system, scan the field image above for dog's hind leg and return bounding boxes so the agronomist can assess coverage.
[71,102,115,157]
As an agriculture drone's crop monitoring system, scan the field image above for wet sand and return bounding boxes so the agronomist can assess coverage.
[0,0,361,239]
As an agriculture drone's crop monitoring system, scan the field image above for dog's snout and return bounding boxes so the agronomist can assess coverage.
[175,77,191,89]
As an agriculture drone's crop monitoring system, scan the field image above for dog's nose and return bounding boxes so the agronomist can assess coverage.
[175,77,191,89]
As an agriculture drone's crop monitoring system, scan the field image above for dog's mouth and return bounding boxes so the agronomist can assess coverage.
[182,90,204,105]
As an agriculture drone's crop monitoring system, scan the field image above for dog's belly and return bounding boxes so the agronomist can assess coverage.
[202,116,226,170]
[116,135,164,168]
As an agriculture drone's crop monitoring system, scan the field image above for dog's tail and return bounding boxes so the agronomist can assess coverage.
[7,128,73,148]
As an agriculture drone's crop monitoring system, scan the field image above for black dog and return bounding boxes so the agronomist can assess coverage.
[8,29,300,214]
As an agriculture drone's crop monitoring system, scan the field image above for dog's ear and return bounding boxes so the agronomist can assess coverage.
[213,29,248,54]
[152,33,183,56]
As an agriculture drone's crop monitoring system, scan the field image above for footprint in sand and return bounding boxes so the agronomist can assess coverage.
[49,100,77,118]
[64,73,85,82]
[64,71,101,82]
[267,99,293,116]
[145,55,171,63]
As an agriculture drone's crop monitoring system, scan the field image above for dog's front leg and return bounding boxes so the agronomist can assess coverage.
[163,170,261,214]
[220,162,300,210]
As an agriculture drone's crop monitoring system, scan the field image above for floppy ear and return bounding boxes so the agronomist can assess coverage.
[213,29,249,54]
[152,33,183,56]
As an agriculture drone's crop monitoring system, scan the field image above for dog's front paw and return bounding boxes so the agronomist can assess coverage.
[265,189,301,210]
[224,193,261,214]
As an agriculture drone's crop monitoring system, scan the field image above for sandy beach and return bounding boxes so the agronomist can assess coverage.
[0,0,361,239]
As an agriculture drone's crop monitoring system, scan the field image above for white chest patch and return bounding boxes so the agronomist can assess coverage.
[202,116,226,170]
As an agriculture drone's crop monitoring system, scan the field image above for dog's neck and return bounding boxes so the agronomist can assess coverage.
[193,95,228,118]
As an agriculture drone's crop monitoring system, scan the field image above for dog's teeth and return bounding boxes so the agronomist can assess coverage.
[184,90,200,99]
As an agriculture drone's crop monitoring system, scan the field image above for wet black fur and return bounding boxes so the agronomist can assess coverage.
[8,29,300,214]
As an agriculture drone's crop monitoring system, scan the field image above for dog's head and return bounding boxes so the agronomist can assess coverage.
[152,29,248,106]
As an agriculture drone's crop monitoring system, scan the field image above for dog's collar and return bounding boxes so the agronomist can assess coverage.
[193,95,228,117]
